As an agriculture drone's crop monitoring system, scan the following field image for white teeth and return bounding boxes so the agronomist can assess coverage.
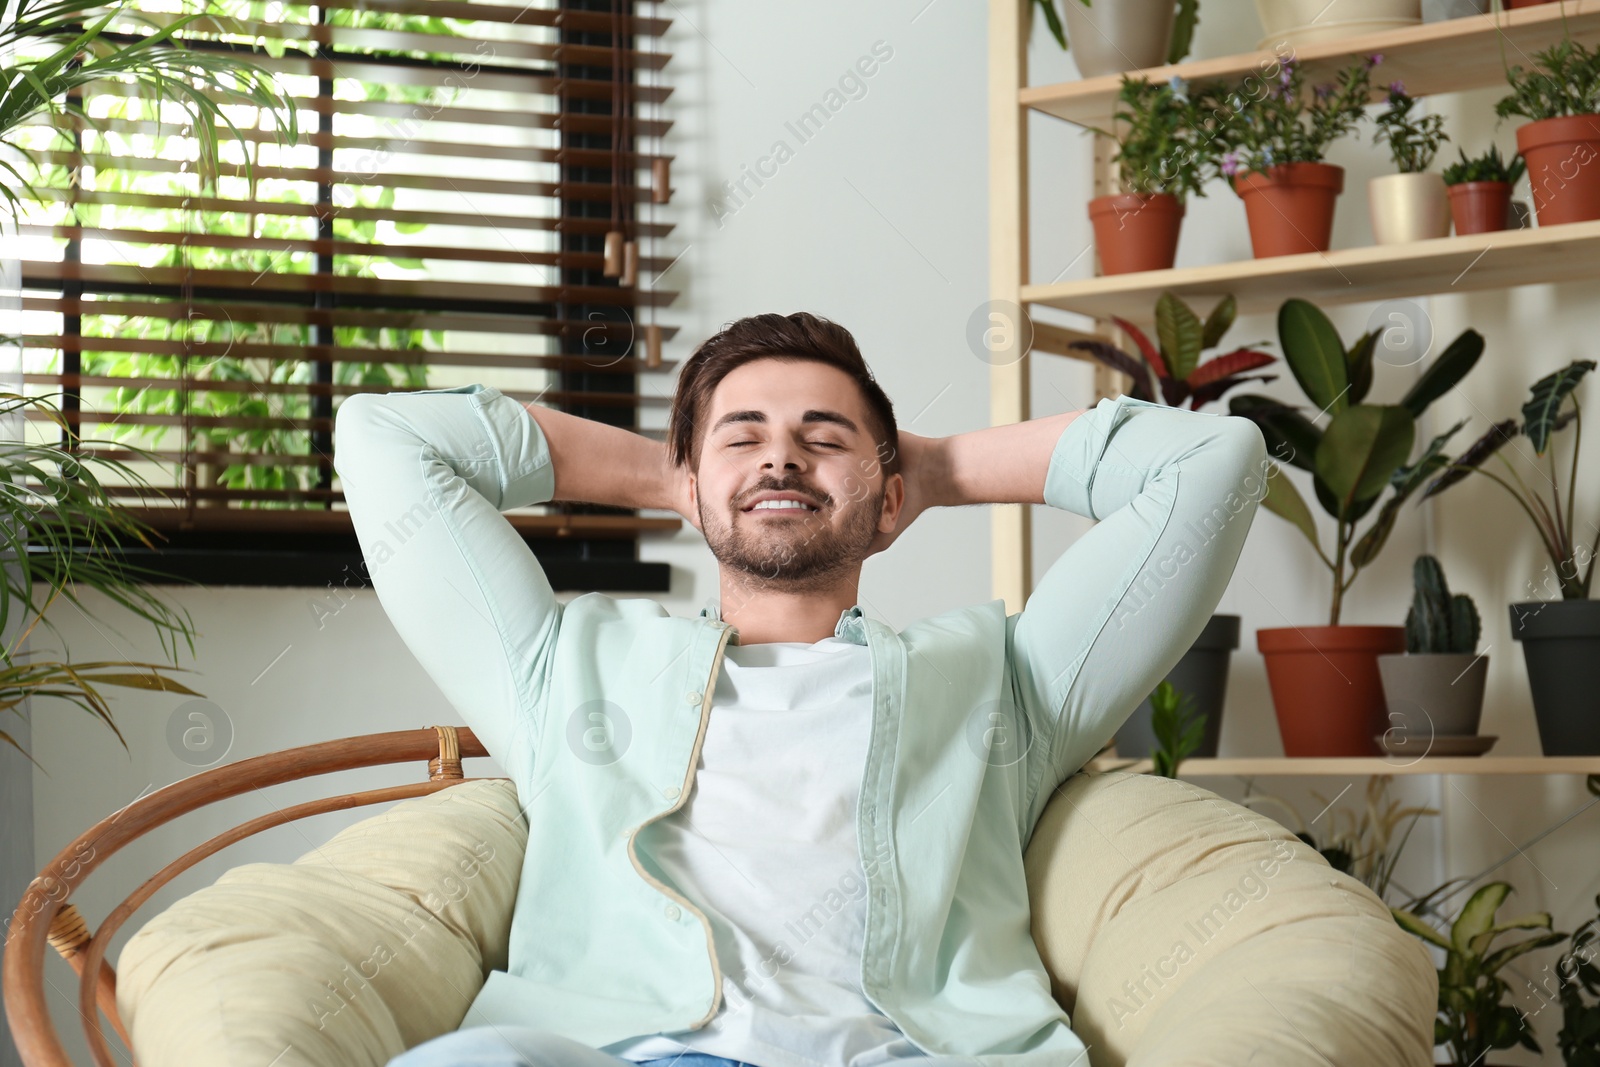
[750,499,816,511]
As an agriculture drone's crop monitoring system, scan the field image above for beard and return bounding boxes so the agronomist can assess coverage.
[700,482,883,592]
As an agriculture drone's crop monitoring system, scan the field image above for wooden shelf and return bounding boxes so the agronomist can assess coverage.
[1022,0,1600,130]
[1022,218,1600,320]
[1087,755,1600,776]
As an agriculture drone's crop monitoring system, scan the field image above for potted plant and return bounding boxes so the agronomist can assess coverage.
[1227,298,1484,756]
[1253,0,1420,51]
[1495,36,1600,226]
[1204,54,1379,257]
[1370,81,1452,243]
[1069,291,1278,754]
[1,394,202,762]
[1376,555,1490,751]
[1441,145,1526,235]
[1085,75,1214,274]
[1031,0,1200,77]
[1552,889,1600,1065]
[1420,359,1600,755]
[0,3,289,763]
[1148,680,1204,776]
[1392,882,1567,1067]
[1240,774,1437,903]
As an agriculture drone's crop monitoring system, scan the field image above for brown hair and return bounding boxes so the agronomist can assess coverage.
[667,312,901,482]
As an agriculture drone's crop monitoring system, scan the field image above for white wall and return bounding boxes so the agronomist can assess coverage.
[18,3,1599,1065]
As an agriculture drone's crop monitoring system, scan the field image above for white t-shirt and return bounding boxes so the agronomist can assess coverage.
[602,635,926,1067]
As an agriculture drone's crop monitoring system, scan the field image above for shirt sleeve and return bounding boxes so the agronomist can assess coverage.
[333,384,559,782]
[1006,394,1268,789]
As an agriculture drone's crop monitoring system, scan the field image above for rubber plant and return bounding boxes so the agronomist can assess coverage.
[1227,298,1484,624]
[1068,292,1279,410]
[1392,882,1566,1067]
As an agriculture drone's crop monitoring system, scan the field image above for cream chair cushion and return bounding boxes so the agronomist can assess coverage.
[1024,770,1438,1067]
[115,778,527,1067]
[116,770,1436,1067]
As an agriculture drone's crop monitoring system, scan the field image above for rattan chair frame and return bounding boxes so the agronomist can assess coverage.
[3,724,501,1067]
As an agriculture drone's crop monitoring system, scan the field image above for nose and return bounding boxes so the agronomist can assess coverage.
[759,435,808,474]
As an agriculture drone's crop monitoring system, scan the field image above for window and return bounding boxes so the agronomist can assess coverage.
[12,0,679,589]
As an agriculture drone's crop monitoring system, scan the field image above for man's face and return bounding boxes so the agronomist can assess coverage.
[689,358,900,591]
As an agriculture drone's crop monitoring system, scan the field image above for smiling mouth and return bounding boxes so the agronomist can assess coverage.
[742,499,822,515]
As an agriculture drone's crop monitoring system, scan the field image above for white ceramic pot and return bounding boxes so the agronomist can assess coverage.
[1369,172,1451,243]
[1063,0,1177,78]
[1254,0,1421,50]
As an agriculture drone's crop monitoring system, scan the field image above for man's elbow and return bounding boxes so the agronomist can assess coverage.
[1201,415,1269,530]
[332,392,385,485]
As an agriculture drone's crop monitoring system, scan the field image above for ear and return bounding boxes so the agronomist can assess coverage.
[877,471,905,533]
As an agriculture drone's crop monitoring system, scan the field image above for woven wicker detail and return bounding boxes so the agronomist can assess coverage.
[46,903,90,960]
[429,725,464,780]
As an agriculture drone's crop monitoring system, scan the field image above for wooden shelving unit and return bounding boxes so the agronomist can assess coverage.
[1087,755,1600,777]
[1023,218,1600,318]
[988,1,1597,776]
[1022,0,1600,130]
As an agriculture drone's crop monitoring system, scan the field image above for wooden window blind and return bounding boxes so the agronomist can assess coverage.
[12,0,681,589]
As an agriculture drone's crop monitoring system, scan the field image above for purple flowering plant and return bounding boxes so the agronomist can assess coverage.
[1372,83,1449,173]
[1199,53,1381,180]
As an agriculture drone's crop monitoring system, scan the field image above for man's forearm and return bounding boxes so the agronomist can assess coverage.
[524,403,675,512]
[935,409,1088,508]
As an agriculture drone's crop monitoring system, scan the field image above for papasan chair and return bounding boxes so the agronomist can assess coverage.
[3,725,1438,1066]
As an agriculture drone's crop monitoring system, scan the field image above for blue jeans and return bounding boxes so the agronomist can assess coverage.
[385,1026,755,1067]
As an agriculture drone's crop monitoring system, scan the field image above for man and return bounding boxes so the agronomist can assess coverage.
[335,311,1268,1067]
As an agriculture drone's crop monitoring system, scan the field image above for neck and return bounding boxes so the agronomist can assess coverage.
[716,566,861,645]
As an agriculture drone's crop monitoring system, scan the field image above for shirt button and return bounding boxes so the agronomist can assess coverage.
[664,904,681,921]
[662,785,681,800]
[685,691,702,705]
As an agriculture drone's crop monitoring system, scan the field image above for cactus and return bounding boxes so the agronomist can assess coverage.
[1404,555,1481,654]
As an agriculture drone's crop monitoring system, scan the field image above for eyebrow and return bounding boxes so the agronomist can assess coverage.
[710,409,861,436]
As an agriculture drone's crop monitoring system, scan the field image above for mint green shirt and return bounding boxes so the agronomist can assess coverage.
[333,385,1266,1065]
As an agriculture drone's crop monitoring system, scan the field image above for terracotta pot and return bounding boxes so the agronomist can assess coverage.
[1088,192,1184,274]
[1233,163,1345,257]
[1257,625,1405,756]
[1369,172,1451,243]
[1515,113,1600,226]
[1447,180,1513,234]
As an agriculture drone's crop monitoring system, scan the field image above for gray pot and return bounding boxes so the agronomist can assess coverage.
[1115,614,1238,759]
[1376,651,1488,738]
[1062,0,1176,78]
[1510,599,1600,756]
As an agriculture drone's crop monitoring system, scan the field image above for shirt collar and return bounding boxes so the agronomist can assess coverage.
[697,602,868,646]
